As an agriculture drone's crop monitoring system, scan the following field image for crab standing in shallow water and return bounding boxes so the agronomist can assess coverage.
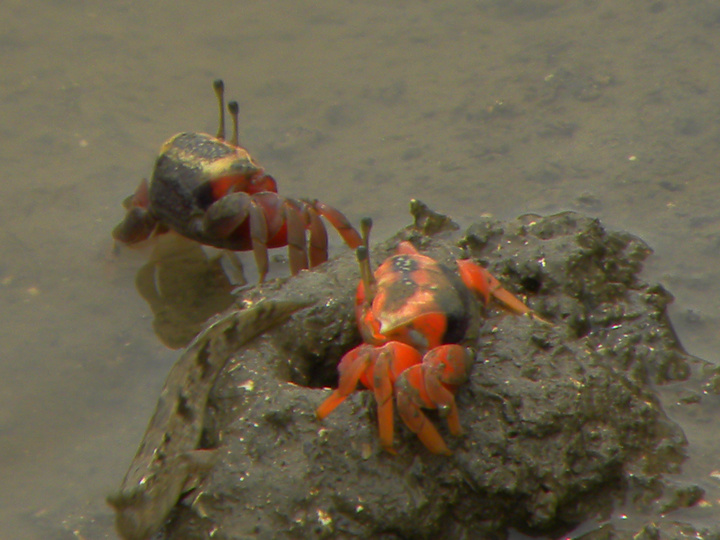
[317,219,544,455]
[113,80,362,281]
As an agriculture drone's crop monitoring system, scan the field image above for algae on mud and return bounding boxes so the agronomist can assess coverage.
[118,203,710,539]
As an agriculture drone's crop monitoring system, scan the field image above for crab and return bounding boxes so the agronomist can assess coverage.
[317,219,544,455]
[113,79,362,281]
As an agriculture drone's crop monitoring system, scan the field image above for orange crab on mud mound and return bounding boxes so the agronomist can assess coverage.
[317,219,544,455]
[113,79,362,281]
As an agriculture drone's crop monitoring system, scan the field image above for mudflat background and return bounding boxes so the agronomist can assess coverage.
[2,1,720,538]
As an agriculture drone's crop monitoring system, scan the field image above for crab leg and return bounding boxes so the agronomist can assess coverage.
[201,191,274,280]
[456,259,548,322]
[203,192,253,239]
[395,368,451,455]
[316,345,375,420]
[312,200,363,250]
[248,201,270,281]
[284,199,309,275]
[371,342,423,452]
[305,205,329,268]
[317,342,423,452]
[371,350,396,451]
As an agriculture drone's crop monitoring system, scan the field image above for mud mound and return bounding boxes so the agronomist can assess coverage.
[133,206,697,538]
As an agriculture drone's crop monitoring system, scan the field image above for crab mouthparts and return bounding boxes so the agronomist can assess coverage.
[378,321,429,352]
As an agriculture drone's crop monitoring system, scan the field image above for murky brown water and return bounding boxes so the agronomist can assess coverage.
[2,1,720,538]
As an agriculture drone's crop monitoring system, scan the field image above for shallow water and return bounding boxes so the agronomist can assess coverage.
[2,1,720,538]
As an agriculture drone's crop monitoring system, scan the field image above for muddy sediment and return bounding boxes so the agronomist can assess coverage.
[147,204,711,539]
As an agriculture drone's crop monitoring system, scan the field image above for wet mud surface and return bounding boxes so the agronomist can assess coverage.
[5,2,720,537]
[116,204,717,539]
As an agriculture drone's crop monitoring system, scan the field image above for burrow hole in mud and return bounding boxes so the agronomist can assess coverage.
[295,335,364,390]
[519,275,542,294]
[304,360,341,390]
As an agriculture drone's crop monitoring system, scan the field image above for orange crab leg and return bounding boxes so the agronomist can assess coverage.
[313,200,363,249]
[305,205,329,268]
[316,345,375,420]
[371,350,395,451]
[283,200,310,276]
[396,368,451,455]
[203,191,274,279]
[372,342,423,451]
[248,200,270,282]
[456,259,546,321]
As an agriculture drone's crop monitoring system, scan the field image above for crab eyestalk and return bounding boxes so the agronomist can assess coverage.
[213,79,225,140]
[357,217,376,305]
[360,217,372,254]
[228,100,240,147]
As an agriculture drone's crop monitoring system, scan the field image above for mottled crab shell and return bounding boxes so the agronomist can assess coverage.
[148,132,276,248]
[360,251,472,351]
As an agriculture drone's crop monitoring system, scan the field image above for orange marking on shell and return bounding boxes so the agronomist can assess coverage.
[210,175,244,199]
[407,312,446,350]
[396,241,420,256]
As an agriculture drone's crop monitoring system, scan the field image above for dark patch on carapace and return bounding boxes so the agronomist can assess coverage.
[437,264,472,344]
[380,255,422,314]
[170,133,236,162]
[381,277,420,315]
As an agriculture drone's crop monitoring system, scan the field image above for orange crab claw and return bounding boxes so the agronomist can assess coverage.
[316,342,423,453]
[316,345,375,420]
[395,345,472,455]
[419,346,472,434]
